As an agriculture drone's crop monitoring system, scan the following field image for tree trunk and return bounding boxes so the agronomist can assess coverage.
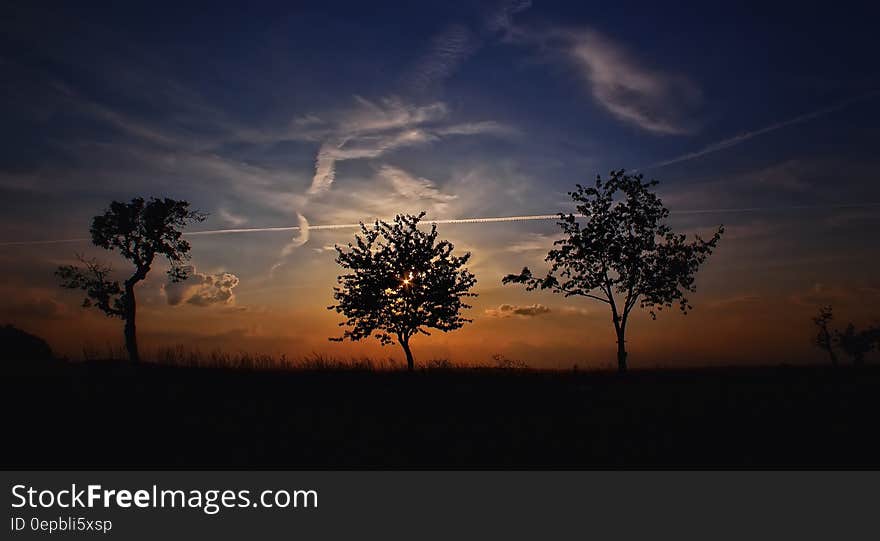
[400,338,414,372]
[822,330,837,367]
[616,330,627,373]
[612,313,628,373]
[123,281,139,362]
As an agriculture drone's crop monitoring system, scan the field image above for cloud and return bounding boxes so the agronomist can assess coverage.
[502,25,700,134]
[310,146,339,196]
[484,303,589,318]
[310,128,437,195]
[408,24,479,92]
[270,213,311,275]
[293,114,324,127]
[565,29,701,135]
[399,0,536,94]
[163,265,241,307]
[485,303,552,318]
[1,296,69,320]
[280,213,310,257]
[789,283,880,308]
[406,0,534,92]
[23,51,520,249]
[218,208,248,226]
[708,294,763,310]
[342,96,449,133]
[487,0,533,34]
[435,120,519,137]
[307,96,514,195]
[558,306,590,316]
[504,232,554,253]
[378,165,457,208]
[307,98,447,195]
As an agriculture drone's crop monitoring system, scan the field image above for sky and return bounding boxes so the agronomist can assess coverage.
[1,0,879,368]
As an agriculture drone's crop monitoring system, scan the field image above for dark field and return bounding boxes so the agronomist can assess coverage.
[3,361,880,468]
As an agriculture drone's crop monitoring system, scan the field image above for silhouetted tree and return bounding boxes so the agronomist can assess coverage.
[835,323,878,366]
[56,198,205,362]
[329,212,477,371]
[812,305,838,366]
[503,170,723,372]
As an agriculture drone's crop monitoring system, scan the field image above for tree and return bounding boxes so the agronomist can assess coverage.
[56,197,205,362]
[329,212,477,371]
[812,305,838,366]
[503,170,723,372]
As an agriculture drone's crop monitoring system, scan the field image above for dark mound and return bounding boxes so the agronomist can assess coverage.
[0,324,54,363]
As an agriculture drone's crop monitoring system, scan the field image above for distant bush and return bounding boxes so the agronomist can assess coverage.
[836,323,879,366]
[811,306,879,366]
[491,353,530,370]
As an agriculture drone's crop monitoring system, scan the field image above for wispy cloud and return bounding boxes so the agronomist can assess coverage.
[306,97,449,195]
[340,96,448,133]
[271,213,310,274]
[407,24,478,93]
[487,0,533,34]
[310,127,437,195]
[789,283,880,309]
[436,120,519,137]
[504,232,554,253]
[9,26,524,271]
[280,213,310,258]
[307,96,515,195]
[378,165,457,209]
[404,0,534,93]
[218,208,248,226]
[644,92,880,170]
[485,303,551,318]
[566,29,701,135]
[503,26,701,134]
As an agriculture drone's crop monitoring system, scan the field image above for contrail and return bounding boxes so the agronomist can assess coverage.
[642,91,880,171]
[3,204,879,247]
[186,214,562,237]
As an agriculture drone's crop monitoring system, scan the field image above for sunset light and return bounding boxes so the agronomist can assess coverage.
[2,0,880,484]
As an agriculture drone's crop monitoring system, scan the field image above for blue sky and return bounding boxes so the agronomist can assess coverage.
[1,1,879,365]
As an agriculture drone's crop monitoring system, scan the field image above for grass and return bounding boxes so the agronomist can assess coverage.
[75,344,538,372]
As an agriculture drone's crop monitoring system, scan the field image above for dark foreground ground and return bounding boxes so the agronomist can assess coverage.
[2,360,879,468]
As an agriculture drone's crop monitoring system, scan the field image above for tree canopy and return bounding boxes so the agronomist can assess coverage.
[329,212,477,370]
[56,197,205,361]
[504,170,723,371]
